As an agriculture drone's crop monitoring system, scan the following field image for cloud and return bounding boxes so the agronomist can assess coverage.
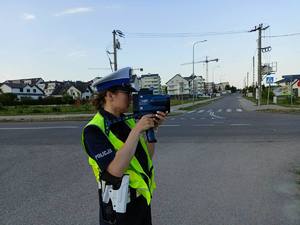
[22,13,36,20]
[55,7,93,16]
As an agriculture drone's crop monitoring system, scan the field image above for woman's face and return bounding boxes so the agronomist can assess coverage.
[111,90,132,113]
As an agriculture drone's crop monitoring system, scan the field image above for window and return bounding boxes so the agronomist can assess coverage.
[20,88,23,92]
[33,89,36,93]
[27,89,30,93]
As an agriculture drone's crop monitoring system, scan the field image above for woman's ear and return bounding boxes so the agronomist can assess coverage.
[105,90,114,102]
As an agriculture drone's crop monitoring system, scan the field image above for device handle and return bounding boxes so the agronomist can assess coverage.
[146,128,157,143]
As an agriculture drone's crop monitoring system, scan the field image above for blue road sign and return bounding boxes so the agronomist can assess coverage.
[266,76,274,84]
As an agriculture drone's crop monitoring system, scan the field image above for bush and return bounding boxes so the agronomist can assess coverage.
[52,106,61,112]
[0,102,5,110]
[31,109,42,113]
[0,93,18,106]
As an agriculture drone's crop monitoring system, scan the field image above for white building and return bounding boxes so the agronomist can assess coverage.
[275,75,300,97]
[166,74,190,97]
[1,78,45,99]
[4,78,44,86]
[140,74,161,95]
[194,76,206,95]
[51,81,93,100]
[166,74,205,97]
[37,81,63,96]
[0,83,44,100]
[215,82,230,92]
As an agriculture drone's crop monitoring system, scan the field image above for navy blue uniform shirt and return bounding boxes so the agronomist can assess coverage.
[84,108,150,184]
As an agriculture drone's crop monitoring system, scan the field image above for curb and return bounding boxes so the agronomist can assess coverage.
[239,96,300,112]
[0,97,221,122]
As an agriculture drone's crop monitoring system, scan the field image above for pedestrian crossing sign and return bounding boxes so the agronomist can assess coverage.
[266,76,274,84]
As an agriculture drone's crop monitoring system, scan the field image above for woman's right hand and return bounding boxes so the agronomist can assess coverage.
[134,114,155,133]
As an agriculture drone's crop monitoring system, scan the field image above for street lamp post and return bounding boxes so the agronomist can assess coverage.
[212,65,220,92]
[192,40,207,103]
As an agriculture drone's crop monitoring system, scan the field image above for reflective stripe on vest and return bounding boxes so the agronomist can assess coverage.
[81,112,156,205]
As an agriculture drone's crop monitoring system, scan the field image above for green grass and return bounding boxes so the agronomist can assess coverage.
[0,104,96,116]
[244,96,300,107]
[178,100,216,111]
[170,97,210,106]
[0,97,214,116]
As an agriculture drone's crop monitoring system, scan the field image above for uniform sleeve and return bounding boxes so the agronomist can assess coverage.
[83,125,116,172]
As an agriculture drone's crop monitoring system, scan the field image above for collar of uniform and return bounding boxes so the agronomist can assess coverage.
[98,108,126,135]
[98,108,125,121]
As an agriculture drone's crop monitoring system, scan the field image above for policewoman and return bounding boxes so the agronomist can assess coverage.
[82,67,167,225]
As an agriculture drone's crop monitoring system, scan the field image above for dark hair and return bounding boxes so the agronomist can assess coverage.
[92,87,121,110]
[93,91,107,110]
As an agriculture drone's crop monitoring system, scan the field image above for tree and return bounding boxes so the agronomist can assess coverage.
[0,93,18,106]
[225,84,231,90]
[230,86,237,93]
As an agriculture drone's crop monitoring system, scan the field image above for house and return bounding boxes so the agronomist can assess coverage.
[166,74,190,98]
[140,74,162,95]
[50,81,93,100]
[4,77,44,86]
[183,75,206,96]
[215,82,230,92]
[275,74,300,97]
[72,81,94,100]
[37,81,63,96]
[0,82,44,100]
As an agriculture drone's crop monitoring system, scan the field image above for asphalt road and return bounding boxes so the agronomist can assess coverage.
[1,94,300,225]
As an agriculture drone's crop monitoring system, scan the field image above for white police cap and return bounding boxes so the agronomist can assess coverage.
[92,67,139,92]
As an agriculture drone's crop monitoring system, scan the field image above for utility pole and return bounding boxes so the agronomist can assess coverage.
[252,56,255,93]
[247,72,249,88]
[112,30,117,71]
[249,24,269,106]
[111,30,124,71]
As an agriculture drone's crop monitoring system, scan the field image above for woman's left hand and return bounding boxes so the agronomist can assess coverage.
[153,111,168,128]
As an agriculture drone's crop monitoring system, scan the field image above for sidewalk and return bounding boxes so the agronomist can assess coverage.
[0,98,218,122]
[239,97,300,111]
[170,97,219,113]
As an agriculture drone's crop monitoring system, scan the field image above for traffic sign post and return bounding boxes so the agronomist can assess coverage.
[266,76,274,105]
[266,76,274,84]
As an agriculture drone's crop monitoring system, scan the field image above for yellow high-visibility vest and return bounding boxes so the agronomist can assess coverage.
[82,112,156,205]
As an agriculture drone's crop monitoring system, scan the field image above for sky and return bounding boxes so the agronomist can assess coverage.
[0,0,300,88]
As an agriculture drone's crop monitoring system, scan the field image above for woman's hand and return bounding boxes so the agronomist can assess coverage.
[135,114,156,133]
[153,111,167,128]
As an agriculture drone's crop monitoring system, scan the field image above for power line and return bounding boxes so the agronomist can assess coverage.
[263,32,300,38]
[126,30,249,38]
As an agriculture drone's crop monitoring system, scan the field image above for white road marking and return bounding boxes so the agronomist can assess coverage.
[191,118,195,120]
[193,124,215,127]
[0,126,78,130]
[226,109,232,112]
[213,121,224,124]
[198,110,205,113]
[236,108,243,112]
[170,118,175,120]
[230,124,250,126]
[209,111,224,119]
[161,124,180,127]
[180,118,185,120]
[187,110,196,114]
[218,109,222,112]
